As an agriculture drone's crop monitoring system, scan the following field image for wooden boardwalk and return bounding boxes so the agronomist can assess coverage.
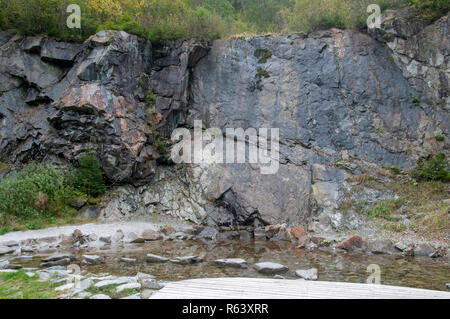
[151,278,450,299]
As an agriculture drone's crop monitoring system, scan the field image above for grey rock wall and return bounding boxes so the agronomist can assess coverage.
[0,11,448,231]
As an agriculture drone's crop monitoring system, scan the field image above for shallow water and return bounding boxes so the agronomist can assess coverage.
[13,239,450,292]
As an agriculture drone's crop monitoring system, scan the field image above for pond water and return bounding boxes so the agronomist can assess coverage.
[13,239,450,292]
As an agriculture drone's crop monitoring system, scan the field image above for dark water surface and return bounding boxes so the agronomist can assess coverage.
[14,239,450,292]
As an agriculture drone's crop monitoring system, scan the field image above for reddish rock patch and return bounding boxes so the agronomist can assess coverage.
[160,225,175,236]
[335,235,366,251]
[291,226,306,242]
[265,225,281,238]
[141,229,163,241]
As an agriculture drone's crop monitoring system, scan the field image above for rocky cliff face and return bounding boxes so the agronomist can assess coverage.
[0,11,448,234]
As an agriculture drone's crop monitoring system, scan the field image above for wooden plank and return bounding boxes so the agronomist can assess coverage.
[150,278,450,299]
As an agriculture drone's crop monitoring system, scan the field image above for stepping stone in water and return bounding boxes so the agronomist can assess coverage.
[120,257,137,264]
[146,254,169,263]
[215,258,248,269]
[42,254,75,262]
[253,262,288,274]
[82,255,103,266]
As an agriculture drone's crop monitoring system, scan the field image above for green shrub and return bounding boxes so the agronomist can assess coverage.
[146,88,155,106]
[411,97,420,105]
[154,139,167,156]
[364,199,403,221]
[254,48,272,64]
[410,0,450,21]
[0,0,422,42]
[73,153,106,197]
[411,153,450,182]
[285,0,409,33]
[0,163,78,221]
[256,67,270,78]
[435,135,445,142]
[390,165,401,175]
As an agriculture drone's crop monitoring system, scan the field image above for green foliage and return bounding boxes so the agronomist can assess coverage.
[285,0,408,33]
[154,139,167,155]
[0,0,419,42]
[0,270,62,299]
[256,67,270,78]
[146,88,155,106]
[411,97,420,105]
[390,165,401,175]
[249,67,270,92]
[73,153,106,197]
[411,153,450,182]
[0,163,81,233]
[410,0,450,21]
[254,48,272,63]
[435,135,445,142]
[364,199,403,221]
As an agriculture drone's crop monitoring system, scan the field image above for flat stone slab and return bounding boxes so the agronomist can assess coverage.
[215,258,248,268]
[146,253,169,263]
[254,262,288,274]
[4,240,19,247]
[94,276,137,289]
[0,247,15,255]
[295,268,318,281]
